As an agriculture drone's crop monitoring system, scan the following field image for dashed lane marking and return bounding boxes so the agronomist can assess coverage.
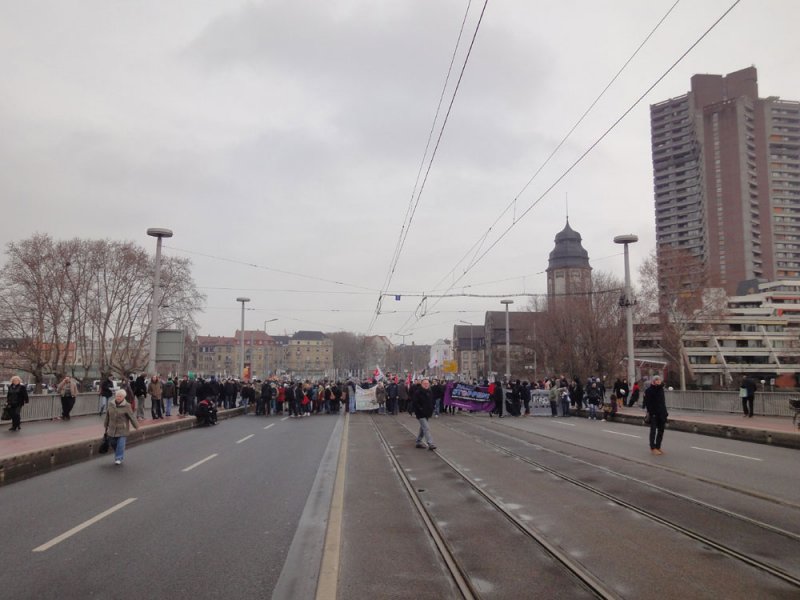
[236,434,255,444]
[603,430,641,438]
[691,446,762,461]
[33,498,137,552]
[264,423,275,430]
[551,420,577,426]
[182,453,219,472]
[281,417,289,422]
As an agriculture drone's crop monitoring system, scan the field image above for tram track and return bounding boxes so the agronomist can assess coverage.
[436,416,800,591]
[486,415,800,511]
[369,415,619,599]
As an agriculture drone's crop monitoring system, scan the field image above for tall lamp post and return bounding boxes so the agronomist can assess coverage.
[614,234,638,393]
[458,320,474,380]
[501,300,514,384]
[147,228,173,376]
[263,318,278,377]
[236,297,250,380]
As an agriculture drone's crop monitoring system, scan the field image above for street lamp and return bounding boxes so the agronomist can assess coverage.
[264,318,278,331]
[614,234,638,393]
[147,228,173,376]
[501,299,514,384]
[459,320,474,380]
[263,318,278,378]
[236,297,250,380]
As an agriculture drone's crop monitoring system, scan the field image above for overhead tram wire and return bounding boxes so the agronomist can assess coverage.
[415,0,683,306]
[164,245,377,292]
[394,0,741,337]
[376,0,474,300]
[367,0,490,335]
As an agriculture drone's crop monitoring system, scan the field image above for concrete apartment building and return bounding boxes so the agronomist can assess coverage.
[651,66,800,294]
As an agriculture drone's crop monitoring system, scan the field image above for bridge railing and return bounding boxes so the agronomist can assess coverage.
[2,393,156,423]
[664,389,797,417]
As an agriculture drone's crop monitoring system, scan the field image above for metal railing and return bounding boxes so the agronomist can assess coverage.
[2,393,157,423]
[664,390,797,417]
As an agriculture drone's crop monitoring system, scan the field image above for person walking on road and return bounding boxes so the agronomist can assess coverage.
[57,375,78,420]
[5,375,29,431]
[104,389,139,465]
[412,378,437,450]
[643,375,668,455]
[741,375,757,418]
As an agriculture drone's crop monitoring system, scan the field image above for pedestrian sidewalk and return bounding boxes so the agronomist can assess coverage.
[0,413,188,460]
[608,404,800,449]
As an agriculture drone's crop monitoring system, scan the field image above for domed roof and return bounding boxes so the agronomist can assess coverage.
[547,219,591,271]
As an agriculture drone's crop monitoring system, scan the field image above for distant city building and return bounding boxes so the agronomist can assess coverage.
[483,311,540,381]
[650,66,800,294]
[452,324,485,379]
[428,339,453,372]
[191,329,332,380]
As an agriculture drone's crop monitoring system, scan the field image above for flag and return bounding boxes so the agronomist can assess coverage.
[374,365,385,381]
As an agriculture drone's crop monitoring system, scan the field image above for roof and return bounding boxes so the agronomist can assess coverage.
[547,219,591,271]
[292,330,328,341]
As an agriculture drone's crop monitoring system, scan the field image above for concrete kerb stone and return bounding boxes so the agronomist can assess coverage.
[0,407,245,487]
[574,410,800,450]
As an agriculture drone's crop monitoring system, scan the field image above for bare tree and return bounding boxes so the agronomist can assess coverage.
[0,234,205,386]
[638,246,726,389]
[536,272,626,381]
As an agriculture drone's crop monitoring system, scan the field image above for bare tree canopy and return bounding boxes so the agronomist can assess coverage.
[0,234,205,387]
[536,272,626,379]
[638,246,726,389]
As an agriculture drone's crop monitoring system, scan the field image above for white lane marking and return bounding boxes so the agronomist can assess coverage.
[264,423,275,430]
[182,453,219,472]
[551,420,577,427]
[691,447,762,462]
[281,417,289,422]
[603,430,641,438]
[33,498,137,552]
[236,434,255,444]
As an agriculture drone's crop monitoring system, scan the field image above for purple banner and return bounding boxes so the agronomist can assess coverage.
[444,382,493,412]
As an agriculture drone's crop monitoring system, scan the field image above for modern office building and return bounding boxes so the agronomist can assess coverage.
[650,66,800,294]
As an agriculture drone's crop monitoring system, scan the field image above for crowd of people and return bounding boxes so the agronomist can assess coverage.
[89,369,669,460]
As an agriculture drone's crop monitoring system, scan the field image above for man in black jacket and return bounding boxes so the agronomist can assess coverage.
[643,375,669,455]
[411,379,437,450]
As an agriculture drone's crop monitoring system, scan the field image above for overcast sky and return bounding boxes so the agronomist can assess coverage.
[2,0,798,345]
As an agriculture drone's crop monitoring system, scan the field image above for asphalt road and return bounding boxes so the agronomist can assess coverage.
[0,414,341,600]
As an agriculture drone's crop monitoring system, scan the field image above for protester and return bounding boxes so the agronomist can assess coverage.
[162,377,176,417]
[411,378,436,450]
[104,389,139,465]
[375,381,386,414]
[5,375,29,431]
[99,374,114,416]
[57,375,78,420]
[196,396,217,426]
[643,375,668,455]
[586,379,602,420]
[627,381,640,407]
[490,379,504,418]
[741,375,757,418]
[133,374,147,420]
[148,375,164,420]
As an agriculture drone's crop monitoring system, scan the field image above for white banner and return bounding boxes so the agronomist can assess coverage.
[355,385,379,411]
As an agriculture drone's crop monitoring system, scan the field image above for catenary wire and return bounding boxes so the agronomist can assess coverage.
[414,0,682,309]
[368,0,490,335]
[392,0,741,338]
[164,245,378,292]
